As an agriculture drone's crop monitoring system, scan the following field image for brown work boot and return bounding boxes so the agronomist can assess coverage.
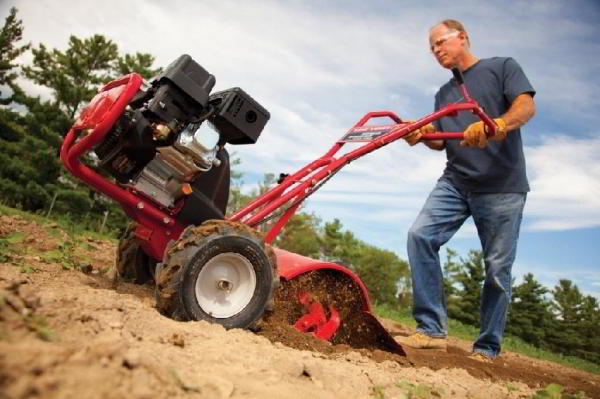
[468,352,493,363]
[395,332,447,350]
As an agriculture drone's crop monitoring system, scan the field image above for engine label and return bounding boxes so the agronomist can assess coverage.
[339,124,399,142]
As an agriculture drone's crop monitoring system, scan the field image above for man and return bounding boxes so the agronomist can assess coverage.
[397,19,536,361]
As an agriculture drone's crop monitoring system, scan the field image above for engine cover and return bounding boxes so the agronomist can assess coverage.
[209,88,270,145]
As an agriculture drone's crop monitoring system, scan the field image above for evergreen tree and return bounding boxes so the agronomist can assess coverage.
[447,250,485,326]
[22,35,118,119]
[577,295,600,364]
[321,218,359,266]
[113,52,162,79]
[547,279,584,356]
[0,11,159,233]
[443,248,461,313]
[21,33,158,119]
[0,7,30,103]
[506,273,553,347]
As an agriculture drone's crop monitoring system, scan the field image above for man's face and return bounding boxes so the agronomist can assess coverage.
[429,24,465,69]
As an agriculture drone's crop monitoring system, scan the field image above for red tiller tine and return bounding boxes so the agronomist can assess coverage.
[295,299,326,332]
[297,291,311,306]
[315,306,341,341]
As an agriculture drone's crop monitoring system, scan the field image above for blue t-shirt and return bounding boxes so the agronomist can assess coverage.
[432,57,535,193]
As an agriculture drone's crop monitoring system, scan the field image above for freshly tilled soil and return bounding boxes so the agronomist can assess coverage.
[0,213,599,398]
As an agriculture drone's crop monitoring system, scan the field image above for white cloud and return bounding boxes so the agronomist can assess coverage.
[524,136,600,231]
[513,261,600,300]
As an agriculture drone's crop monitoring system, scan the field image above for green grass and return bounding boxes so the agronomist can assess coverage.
[24,314,57,342]
[0,204,119,273]
[532,383,587,398]
[375,303,600,375]
[395,380,445,398]
[0,203,118,243]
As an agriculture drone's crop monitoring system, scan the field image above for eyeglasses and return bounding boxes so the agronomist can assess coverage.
[429,31,460,52]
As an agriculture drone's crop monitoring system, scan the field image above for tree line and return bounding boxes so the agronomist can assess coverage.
[0,7,160,235]
[0,7,413,309]
[443,249,600,365]
[1,8,598,365]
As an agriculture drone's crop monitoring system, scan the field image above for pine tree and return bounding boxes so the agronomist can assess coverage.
[506,273,553,347]
[576,295,600,364]
[447,250,485,326]
[113,52,162,79]
[1,11,159,232]
[321,218,359,266]
[443,248,462,315]
[0,7,30,103]
[21,33,159,119]
[547,279,584,356]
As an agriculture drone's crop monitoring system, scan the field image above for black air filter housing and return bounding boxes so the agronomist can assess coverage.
[147,54,216,123]
[209,87,270,144]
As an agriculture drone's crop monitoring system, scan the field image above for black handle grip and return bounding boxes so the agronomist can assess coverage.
[451,67,464,85]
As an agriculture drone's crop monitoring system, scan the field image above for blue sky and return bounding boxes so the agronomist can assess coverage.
[3,0,599,298]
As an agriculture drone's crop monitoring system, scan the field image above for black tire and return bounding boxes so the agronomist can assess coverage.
[155,220,278,330]
[115,224,155,284]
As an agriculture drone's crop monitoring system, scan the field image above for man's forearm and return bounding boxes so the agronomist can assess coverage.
[423,139,445,151]
[501,93,536,131]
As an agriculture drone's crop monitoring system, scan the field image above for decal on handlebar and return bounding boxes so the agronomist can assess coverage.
[339,124,398,143]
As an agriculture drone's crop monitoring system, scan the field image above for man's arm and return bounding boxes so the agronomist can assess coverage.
[409,92,535,150]
[457,92,536,148]
[423,138,445,151]
[500,93,536,132]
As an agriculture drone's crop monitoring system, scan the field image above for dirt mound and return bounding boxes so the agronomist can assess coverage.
[259,269,408,358]
[0,213,598,398]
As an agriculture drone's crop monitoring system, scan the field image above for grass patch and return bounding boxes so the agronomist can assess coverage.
[395,380,444,398]
[532,383,587,398]
[2,231,24,245]
[375,303,600,375]
[0,231,26,263]
[0,204,118,244]
[371,385,386,399]
[20,265,41,274]
[25,314,57,342]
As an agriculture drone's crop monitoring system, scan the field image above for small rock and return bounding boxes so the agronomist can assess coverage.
[77,314,94,323]
[169,333,185,347]
[123,350,141,369]
[79,264,93,274]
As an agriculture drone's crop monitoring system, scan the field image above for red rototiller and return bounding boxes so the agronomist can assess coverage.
[60,55,498,356]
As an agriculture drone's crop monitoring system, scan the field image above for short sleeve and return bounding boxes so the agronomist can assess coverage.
[503,57,536,104]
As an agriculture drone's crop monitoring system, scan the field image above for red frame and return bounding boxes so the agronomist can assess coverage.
[60,73,186,260]
[60,73,495,262]
[229,83,495,244]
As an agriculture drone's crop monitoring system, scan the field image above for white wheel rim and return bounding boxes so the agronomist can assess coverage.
[195,252,257,318]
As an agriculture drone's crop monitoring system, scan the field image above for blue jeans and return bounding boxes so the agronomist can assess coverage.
[407,178,526,357]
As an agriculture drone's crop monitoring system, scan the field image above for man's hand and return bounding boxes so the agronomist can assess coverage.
[403,122,436,146]
[460,118,507,148]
